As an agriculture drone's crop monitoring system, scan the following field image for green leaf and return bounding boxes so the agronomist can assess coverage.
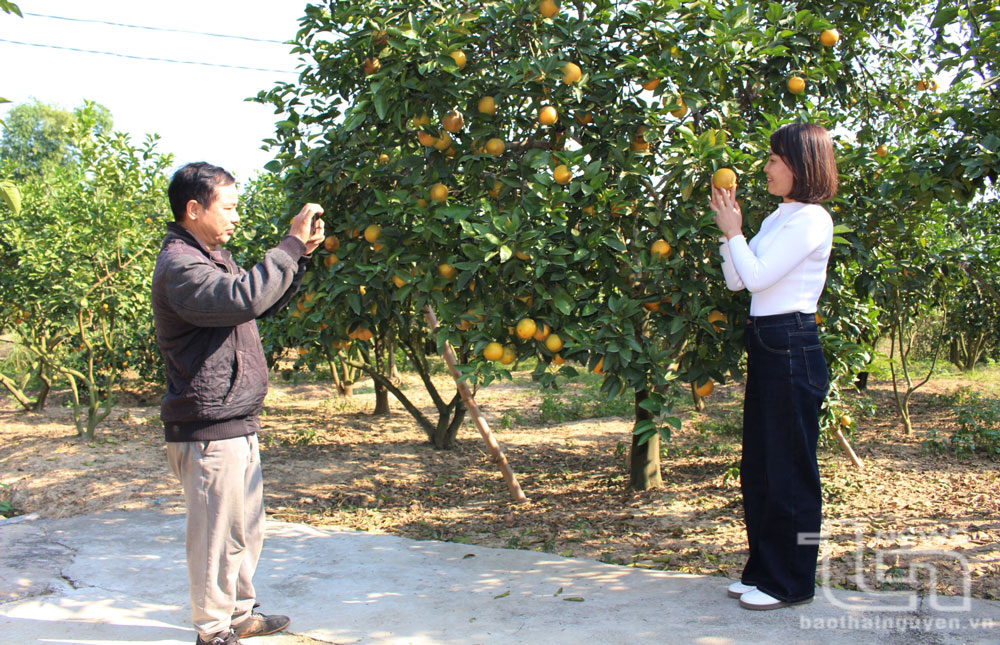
[931,6,959,29]
[0,180,21,215]
[343,110,367,131]
[553,292,575,315]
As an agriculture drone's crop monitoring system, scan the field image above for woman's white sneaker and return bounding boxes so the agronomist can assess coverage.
[727,581,756,599]
[738,588,813,610]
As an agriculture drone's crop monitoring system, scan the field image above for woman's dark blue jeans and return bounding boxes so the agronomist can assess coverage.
[740,312,828,603]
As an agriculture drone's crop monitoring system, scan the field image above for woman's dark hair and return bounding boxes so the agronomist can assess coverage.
[769,123,838,203]
[167,162,236,221]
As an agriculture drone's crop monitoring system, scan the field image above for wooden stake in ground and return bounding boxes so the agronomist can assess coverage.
[423,307,528,503]
[832,428,864,469]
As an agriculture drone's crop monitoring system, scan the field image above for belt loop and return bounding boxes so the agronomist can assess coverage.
[795,312,804,328]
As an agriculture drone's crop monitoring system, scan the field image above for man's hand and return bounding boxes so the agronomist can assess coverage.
[289,203,325,254]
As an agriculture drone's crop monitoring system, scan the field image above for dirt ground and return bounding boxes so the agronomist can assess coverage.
[1,367,998,602]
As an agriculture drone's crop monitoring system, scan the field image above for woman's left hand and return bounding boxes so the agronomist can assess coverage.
[709,185,742,240]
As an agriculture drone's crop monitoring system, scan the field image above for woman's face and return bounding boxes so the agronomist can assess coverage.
[764,151,795,201]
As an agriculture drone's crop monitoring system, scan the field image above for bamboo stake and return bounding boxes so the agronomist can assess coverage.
[423,306,527,503]
[832,427,864,469]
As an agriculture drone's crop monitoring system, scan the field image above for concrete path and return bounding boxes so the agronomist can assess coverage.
[0,510,998,644]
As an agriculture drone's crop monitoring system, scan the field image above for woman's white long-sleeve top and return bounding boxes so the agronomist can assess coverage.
[718,201,833,316]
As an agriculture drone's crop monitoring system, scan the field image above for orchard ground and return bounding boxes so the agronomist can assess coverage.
[1,360,998,603]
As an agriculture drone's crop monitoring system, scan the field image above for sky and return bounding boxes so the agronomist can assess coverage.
[0,1,307,181]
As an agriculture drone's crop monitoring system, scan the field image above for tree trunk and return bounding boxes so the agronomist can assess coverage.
[629,389,662,490]
[430,395,466,449]
[33,363,51,411]
[372,381,390,415]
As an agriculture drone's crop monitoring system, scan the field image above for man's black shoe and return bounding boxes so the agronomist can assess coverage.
[196,628,242,645]
[232,612,291,638]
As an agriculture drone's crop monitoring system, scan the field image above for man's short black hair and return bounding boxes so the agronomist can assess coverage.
[167,162,236,222]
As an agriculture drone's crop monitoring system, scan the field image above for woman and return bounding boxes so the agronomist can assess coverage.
[709,123,838,611]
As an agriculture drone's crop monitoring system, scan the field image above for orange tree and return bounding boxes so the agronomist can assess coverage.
[256,0,932,488]
[0,103,171,438]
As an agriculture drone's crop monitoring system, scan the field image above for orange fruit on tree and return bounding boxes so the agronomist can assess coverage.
[552,164,573,185]
[417,130,438,147]
[515,318,537,340]
[694,379,714,398]
[787,75,806,95]
[449,50,467,69]
[433,131,453,151]
[362,57,381,75]
[533,323,551,341]
[651,239,672,259]
[323,254,339,268]
[323,235,340,252]
[552,353,565,365]
[642,78,661,91]
[500,346,517,365]
[839,414,853,427]
[642,301,661,312]
[442,109,465,132]
[478,96,496,115]
[364,224,381,243]
[630,136,650,152]
[575,111,593,125]
[488,180,502,198]
[438,263,457,279]
[355,328,374,342]
[712,168,737,190]
[392,274,407,288]
[562,62,582,84]
[592,356,605,374]
[544,333,563,353]
[430,183,449,202]
[820,28,839,47]
[538,0,558,18]
[708,310,727,331]
[485,137,505,156]
[538,105,559,126]
[379,153,389,163]
[483,342,504,361]
[412,113,431,128]
[669,95,688,118]
[875,144,888,158]
[416,197,428,208]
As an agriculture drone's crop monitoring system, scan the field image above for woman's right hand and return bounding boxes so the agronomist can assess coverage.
[709,184,742,240]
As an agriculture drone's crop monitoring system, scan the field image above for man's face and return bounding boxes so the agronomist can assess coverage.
[187,182,239,251]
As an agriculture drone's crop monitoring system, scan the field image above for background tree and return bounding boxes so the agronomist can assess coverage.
[0,102,171,438]
[0,100,113,181]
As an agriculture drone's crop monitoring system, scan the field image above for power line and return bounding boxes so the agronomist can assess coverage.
[0,38,297,74]
[23,12,288,44]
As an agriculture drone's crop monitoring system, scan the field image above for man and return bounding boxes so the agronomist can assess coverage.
[152,162,325,645]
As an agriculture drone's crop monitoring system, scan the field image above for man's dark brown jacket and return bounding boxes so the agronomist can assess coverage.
[151,222,307,442]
